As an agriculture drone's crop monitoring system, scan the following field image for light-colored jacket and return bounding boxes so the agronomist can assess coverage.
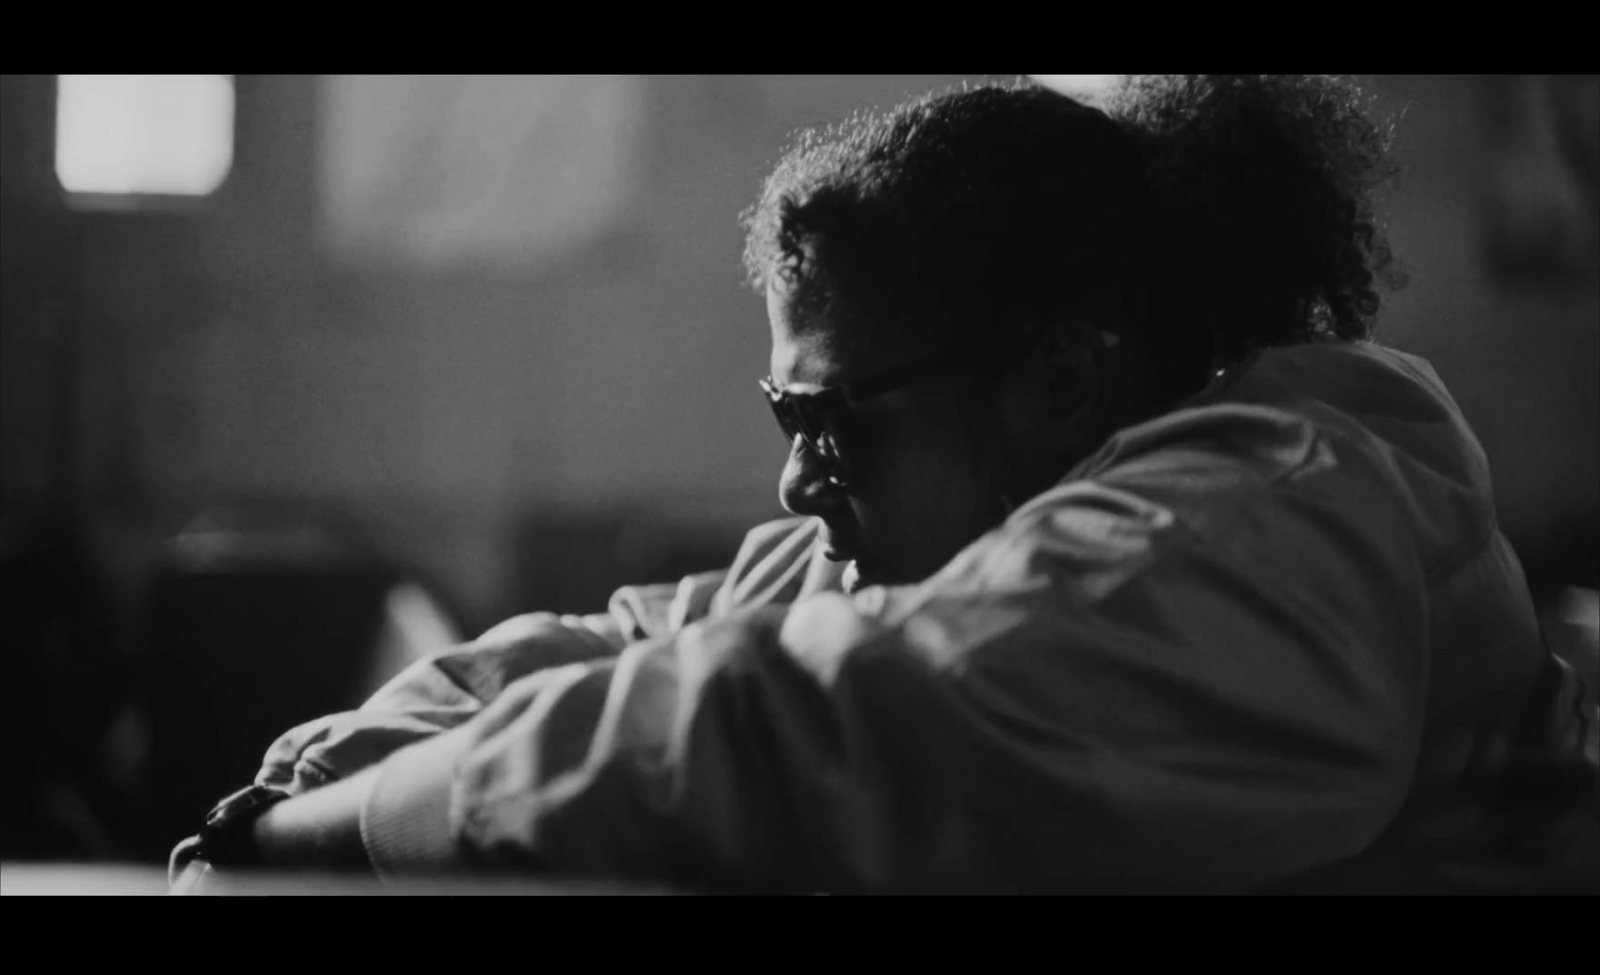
[250,341,1600,893]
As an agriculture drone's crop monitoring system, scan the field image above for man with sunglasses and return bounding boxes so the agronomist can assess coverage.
[172,76,1597,894]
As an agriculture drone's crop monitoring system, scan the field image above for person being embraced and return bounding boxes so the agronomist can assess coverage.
[172,75,1599,895]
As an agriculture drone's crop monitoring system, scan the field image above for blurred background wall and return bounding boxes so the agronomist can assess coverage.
[4,75,982,630]
[1,74,1595,863]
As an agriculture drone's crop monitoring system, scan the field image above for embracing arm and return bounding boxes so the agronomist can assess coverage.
[341,483,1430,892]
[253,611,627,795]
[249,767,378,871]
[248,517,820,796]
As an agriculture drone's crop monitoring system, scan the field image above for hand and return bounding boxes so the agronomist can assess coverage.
[249,767,380,874]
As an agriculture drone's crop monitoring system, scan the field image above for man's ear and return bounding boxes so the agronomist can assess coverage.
[1003,321,1114,451]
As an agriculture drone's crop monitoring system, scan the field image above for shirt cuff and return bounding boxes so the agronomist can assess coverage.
[359,727,476,883]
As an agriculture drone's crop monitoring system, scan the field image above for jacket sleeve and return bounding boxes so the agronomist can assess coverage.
[255,610,628,795]
[355,481,1431,892]
[253,517,826,796]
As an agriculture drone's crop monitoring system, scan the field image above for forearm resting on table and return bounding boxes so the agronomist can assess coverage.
[251,766,378,873]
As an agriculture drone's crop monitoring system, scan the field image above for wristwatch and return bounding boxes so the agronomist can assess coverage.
[177,784,292,875]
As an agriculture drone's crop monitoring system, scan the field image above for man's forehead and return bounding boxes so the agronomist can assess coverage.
[769,324,843,388]
[766,280,904,386]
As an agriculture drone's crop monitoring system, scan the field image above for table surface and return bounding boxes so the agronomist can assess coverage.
[0,863,685,895]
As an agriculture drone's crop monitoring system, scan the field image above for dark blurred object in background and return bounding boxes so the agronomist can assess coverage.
[0,509,127,860]
[1479,75,1600,286]
[120,506,459,860]
[1,500,462,864]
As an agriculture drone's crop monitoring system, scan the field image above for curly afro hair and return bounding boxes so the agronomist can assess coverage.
[741,75,1404,401]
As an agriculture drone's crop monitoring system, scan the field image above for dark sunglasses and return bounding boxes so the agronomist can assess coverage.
[759,323,1119,486]
[758,347,972,487]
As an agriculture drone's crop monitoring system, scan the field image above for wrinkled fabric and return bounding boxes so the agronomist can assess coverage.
[252,340,1599,893]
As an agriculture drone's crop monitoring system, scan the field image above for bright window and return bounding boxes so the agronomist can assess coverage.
[55,75,234,199]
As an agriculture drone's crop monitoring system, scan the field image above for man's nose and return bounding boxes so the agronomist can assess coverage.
[779,436,846,517]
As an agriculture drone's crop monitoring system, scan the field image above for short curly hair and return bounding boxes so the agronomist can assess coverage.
[741,75,1404,399]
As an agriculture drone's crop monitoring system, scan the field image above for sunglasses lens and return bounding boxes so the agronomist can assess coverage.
[766,396,799,445]
[790,397,825,449]
[763,387,848,484]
